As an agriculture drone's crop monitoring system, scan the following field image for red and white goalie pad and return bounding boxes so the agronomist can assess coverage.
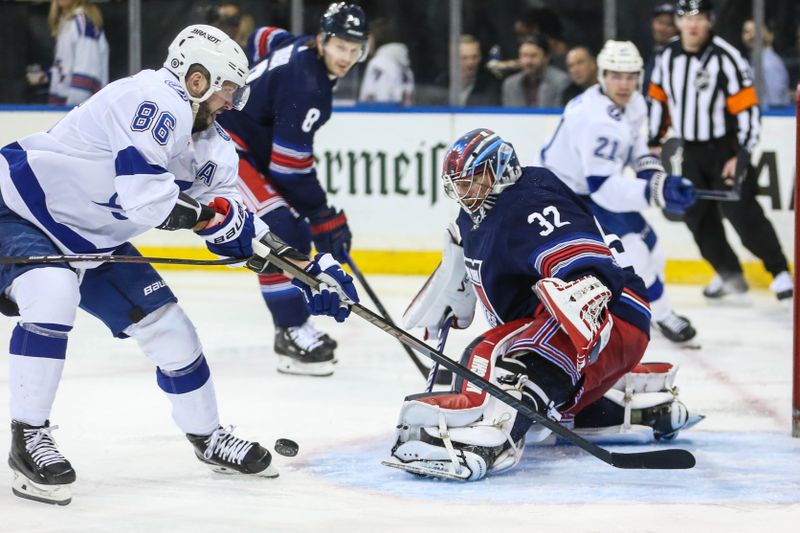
[402,223,476,339]
[534,276,613,368]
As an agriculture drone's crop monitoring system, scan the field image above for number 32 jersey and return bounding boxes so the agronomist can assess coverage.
[455,167,651,335]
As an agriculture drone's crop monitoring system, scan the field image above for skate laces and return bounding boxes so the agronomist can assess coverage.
[204,425,254,465]
[24,425,67,467]
[288,324,323,351]
[659,312,689,332]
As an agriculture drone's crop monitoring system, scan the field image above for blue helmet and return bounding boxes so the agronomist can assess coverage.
[441,128,521,213]
[320,2,369,59]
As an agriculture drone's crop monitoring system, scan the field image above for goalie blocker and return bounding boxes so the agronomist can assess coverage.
[384,310,701,481]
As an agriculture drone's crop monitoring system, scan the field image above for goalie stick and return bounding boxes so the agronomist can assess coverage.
[260,246,696,470]
[343,251,453,386]
[0,254,244,267]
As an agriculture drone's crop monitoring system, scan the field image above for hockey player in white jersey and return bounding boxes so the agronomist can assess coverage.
[538,40,698,344]
[0,25,357,505]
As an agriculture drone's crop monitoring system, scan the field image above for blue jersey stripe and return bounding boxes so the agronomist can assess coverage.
[1,142,115,253]
[115,146,167,177]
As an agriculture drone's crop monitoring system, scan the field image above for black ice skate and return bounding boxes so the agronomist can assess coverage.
[187,425,278,477]
[635,400,705,441]
[8,420,75,505]
[655,312,697,343]
[702,274,749,301]
[274,324,335,376]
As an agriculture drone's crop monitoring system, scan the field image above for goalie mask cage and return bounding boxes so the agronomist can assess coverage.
[794,84,800,438]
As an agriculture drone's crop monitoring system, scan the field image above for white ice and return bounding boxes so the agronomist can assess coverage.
[0,270,798,532]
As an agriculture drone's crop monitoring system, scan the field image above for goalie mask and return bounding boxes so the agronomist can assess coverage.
[164,24,250,111]
[441,129,522,215]
[596,40,643,92]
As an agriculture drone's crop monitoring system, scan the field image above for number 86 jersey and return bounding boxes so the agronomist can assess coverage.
[455,166,651,335]
[0,68,194,255]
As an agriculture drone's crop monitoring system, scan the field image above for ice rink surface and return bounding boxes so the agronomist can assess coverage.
[0,270,798,532]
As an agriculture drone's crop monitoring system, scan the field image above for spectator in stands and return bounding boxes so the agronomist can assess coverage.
[358,18,414,105]
[433,34,501,107]
[206,2,254,51]
[742,19,791,108]
[561,46,597,104]
[643,3,678,96]
[502,34,569,108]
[785,25,800,102]
[25,0,109,106]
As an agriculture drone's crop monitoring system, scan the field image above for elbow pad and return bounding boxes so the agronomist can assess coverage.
[157,192,215,231]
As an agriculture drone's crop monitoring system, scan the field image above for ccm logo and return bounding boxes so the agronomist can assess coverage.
[144,280,167,296]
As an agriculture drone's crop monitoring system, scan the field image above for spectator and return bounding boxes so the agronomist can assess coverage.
[561,46,597,104]
[514,8,567,65]
[643,3,678,96]
[358,18,415,105]
[206,2,254,51]
[502,34,569,108]
[742,19,791,108]
[26,0,109,106]
[433,34,501,107]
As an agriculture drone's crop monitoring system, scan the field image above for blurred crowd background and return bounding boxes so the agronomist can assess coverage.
[1,0,798,109]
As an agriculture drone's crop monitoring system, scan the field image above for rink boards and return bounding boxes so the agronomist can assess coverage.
[0,106,794,285]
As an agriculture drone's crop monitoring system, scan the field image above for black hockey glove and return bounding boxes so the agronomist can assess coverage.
[157,192,215,231]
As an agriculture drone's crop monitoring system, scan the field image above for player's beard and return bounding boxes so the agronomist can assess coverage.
[192,101,214,133]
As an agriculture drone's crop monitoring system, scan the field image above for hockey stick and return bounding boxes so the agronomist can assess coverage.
[264,248,696,470]
[343,251,453,386]
[424,313,454,393]
[0,254,244,267]
[695,188,741,202]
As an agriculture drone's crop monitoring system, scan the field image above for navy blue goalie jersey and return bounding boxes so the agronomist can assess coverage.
[456,167,651,334]
[217,28,335,217]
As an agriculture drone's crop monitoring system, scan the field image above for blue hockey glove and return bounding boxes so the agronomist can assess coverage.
[310,206,352,262]
[292,253,359,322]
[196,197,255,258]
[646,172,696,215]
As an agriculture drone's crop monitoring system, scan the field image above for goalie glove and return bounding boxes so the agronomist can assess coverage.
[533,276,614,370]
[402,224,476,340]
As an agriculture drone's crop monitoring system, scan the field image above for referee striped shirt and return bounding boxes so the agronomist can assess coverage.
[648,34,760,151]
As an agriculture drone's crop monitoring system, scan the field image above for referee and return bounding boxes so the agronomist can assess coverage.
[647,0,792,301]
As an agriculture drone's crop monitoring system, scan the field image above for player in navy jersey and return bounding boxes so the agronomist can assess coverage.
[383,129,701,481]
[218,2,369,376]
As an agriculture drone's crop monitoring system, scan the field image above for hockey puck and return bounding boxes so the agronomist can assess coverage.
[274,438,299,457]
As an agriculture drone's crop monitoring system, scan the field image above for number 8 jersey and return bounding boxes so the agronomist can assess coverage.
[537,85,652,213]
[0,68,248,256]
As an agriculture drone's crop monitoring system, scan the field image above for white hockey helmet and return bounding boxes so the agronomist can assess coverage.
[597,40,643,91]
[164,24,250,110]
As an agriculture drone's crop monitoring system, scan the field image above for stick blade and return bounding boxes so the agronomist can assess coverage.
[610,449,696,469]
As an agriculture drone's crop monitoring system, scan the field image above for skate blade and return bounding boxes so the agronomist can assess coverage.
[704,293,752,306]
[276,355,334,377]
[381,458,469,481]
[11,470,72,505]
[203,462,280,478]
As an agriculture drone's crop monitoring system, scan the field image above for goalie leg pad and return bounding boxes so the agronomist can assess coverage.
[385,319,574,481]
